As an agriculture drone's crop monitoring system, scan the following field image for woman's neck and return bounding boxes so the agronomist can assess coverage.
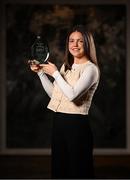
[74,57,89,64]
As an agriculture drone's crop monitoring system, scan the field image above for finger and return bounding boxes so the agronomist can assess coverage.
[41,64,50,68]
[48,61,54,65]
[31,66,38,71]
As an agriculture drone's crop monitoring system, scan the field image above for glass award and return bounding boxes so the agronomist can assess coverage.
[29,35,49,65]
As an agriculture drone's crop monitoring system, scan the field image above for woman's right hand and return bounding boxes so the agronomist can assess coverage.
[28,60,42,73]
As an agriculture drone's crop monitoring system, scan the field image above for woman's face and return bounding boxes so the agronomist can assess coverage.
[68,31,85,59]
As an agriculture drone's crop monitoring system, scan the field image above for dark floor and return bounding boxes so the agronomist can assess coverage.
[0,155,130,179]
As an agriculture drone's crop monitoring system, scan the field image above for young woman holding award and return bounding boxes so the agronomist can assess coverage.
[29,24,100,179]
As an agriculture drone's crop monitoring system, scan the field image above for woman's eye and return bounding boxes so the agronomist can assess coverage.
[79,40,83,43]
[69,39,83,43]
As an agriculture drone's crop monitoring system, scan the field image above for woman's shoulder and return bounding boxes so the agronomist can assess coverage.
[84,61,100,77]
[86,61,98,70]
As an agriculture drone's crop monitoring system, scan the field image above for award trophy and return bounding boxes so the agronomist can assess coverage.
[28,35,49,65]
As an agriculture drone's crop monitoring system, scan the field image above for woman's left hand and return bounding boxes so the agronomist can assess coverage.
[40,62,58,76]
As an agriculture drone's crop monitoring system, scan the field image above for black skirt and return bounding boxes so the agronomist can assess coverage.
[51,112,94,179]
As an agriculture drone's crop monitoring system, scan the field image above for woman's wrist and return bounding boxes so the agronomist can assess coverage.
[52,70,60,79]
[37,70,44,76]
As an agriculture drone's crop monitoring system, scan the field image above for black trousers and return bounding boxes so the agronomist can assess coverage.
[51,112,94,179]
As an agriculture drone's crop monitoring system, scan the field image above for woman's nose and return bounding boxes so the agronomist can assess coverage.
[74,40,78,46]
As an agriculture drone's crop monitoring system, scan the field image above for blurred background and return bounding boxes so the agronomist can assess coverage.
[0,0,130,178]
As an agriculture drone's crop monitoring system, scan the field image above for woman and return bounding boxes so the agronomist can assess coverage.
[29,25,100,179]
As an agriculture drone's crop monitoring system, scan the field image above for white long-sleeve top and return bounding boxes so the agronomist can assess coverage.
[37,61,99,102]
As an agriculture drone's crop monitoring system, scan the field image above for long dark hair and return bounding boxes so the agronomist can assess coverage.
[64,25,99,71]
